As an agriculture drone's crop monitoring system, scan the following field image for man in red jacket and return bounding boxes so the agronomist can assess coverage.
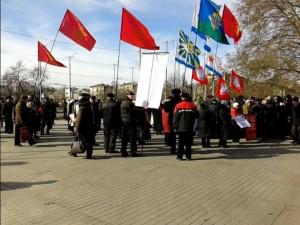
[173,93,198,160]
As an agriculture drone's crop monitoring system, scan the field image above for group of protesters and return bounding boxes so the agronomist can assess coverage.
[63,89,300,160]
[0,95,57,146]
[2,89,300,160]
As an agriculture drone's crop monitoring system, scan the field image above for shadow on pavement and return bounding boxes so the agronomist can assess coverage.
[1,180,57,191]
[1,161,27,166]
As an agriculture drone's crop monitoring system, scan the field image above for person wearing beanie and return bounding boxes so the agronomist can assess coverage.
[231,102,243,143]
[173,93,198,160]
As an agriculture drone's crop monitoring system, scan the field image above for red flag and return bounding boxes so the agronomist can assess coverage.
[216,77,230,100]
[192,66,208,85]
[230,70,244,93]
[120,8,159,50]
[222,5,242,44]
[59,9,96,51]
[38,41,66,67]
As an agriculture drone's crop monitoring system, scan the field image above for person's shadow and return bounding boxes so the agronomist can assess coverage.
[1,180,57,191]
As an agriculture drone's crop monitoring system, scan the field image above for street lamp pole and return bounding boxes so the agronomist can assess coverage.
[68,54,75,99]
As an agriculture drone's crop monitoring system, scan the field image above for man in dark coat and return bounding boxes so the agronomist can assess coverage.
[218,100,231,148]
[173,93,198,160]
[102,93,120,153]
[74,93,94,159]
[90,96,101,145]
[1,96,14,133]
[163,88,181,154]
[120,91,139,157]
[41,97,56,134]
[197,102,214,148]
[14,95,28,146]
[291,96,300,144]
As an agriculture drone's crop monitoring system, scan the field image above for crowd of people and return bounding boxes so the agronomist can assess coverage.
[1,95,57,146]
[1,89,300,161]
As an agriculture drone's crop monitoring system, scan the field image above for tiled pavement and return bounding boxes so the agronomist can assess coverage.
[1,120,300,225]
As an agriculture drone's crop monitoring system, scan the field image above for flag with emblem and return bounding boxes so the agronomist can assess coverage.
[216,77,229,100]
[230,70,244,93]
[59,9,96,51]
[38,41,66,67]
[197,0,229,44]
[175,30,201,69]
[192,66,208,85]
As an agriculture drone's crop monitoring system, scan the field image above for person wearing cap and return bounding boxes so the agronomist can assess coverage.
[173,93,198,160]
[73,93,94,159]
[291,96,300,144]
[120,91,139,157]
[162,88,182,154]
[14,95,28,146]
[102,93,120,153]
[1,96,14,133]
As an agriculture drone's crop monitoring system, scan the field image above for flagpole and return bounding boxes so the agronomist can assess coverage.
[190,35,198,96]
[203,50,207,101]
[173,42,177,88]
[40,29,60,84]
[115,39,122,99]
[211,43,219,96]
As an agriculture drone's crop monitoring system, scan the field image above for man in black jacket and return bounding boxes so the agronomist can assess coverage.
[173,93,198,160]
[163,88,181,154]
[1,96,14,133]
[102,93,120,153]
[291,96,300,144]
[120,91,139,157]
[90,96,100,145]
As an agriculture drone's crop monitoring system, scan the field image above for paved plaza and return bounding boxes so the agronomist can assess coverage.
[1,120,300,225]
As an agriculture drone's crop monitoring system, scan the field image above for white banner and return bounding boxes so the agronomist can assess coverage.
[135,53,169,109]
[233,116,251,128]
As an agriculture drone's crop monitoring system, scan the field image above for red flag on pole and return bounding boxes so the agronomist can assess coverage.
[120,8,159,50]
[230,70,244,93]
[222,5,242,44]
[216,77,230,100]
[38,41,66,67]
[59,9,96,51]
[192,66,208,85]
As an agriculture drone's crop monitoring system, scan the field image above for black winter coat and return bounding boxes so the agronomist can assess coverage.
[120,99,136,126]
[102,99,120,128]
[75,101,94,136]
[173,100,198,132]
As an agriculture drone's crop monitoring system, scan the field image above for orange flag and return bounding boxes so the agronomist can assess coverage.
[59,9,96,51]
[222,5,242,44]
[38,41,66,67]
[120,8,159,50]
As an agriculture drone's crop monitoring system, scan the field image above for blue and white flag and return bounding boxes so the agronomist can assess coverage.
[205,64,223,77]
[204,43,211,52]
[175,30,201,69]
[191,0,207,41]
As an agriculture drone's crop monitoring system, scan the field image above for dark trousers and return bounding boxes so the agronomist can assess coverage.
[166,132,176,153]
[178,132,193,159]
[79,133,93,158]
[291,125,300,142]
[4,117,13,133]
[121,125,137,155]
[104,126,117,152]
[14,124,21,145]
[41,118,54,134]
[201,137,211,148]
[231,120,241,142]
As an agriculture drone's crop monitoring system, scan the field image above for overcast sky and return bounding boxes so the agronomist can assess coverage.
[1,0,240,88]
